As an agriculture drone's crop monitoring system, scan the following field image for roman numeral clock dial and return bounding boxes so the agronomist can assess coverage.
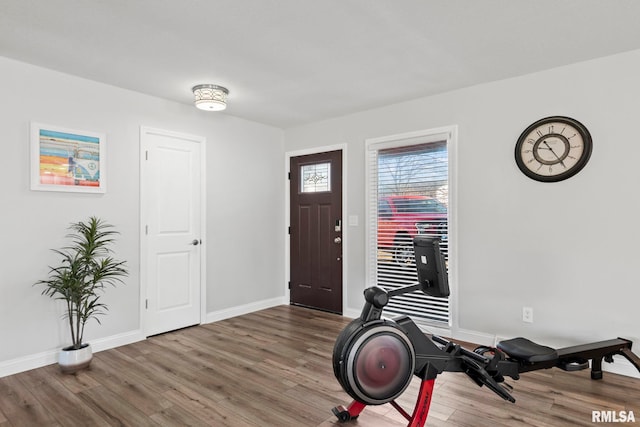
[515,116,592,182]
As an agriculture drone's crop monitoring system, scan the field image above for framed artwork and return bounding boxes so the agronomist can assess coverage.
[30,122,106,193]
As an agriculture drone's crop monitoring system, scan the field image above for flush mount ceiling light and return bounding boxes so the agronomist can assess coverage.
[192,84,229,111]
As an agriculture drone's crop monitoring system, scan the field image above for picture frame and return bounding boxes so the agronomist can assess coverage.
[30,122,106,193]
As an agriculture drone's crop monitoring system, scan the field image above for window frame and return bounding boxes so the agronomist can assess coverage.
[365,126,457,335]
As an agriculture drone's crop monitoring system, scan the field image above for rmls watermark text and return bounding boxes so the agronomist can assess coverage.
[592,410,635,423]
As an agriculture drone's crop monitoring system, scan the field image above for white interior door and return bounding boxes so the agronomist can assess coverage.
[140,127,205,337]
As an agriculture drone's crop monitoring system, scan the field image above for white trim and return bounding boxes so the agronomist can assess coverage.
[3,315,637,380]
[454,328,501,346]
[87,329,146,352]
[139,126,207,337]
[205,297,287,323]
[447,126,459,332]
[343,308,361,319]
[416,323,452,339]
[284,144,348,313]
[365,126,456,150]
[0,329,144,379]
[199,135,208,329]
[605,356,640,379]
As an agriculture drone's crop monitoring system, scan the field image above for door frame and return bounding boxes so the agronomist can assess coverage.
[285,144,347,314]
[139,126,207,336]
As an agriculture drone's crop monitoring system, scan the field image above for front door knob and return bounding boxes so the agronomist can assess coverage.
[334,237,342,244]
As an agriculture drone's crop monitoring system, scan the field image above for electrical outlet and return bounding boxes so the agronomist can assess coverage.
[522,307,533,323]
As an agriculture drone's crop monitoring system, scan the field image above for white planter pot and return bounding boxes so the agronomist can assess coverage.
[58,343,93,373]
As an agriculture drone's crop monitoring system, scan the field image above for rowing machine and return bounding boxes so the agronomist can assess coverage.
[331,236,640,426]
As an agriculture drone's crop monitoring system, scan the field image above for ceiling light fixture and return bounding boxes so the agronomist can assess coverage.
[192,84,229,111]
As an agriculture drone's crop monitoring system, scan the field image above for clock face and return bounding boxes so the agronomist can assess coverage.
[515,116,592,182]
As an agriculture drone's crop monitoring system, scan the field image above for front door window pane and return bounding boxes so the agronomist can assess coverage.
[301,162,331,193]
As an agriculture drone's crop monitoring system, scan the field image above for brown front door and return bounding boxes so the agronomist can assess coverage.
[290,150,343,314]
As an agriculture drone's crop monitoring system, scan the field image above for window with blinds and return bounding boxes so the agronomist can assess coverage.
[367,131,451,325]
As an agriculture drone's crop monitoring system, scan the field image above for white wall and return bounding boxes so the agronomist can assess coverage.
[284,49,640,376]
[0,57,285,374]
[4,47,640,378]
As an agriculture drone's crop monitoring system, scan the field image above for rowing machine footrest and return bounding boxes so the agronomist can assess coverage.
[497,337,558,363]
[558,358,589,372]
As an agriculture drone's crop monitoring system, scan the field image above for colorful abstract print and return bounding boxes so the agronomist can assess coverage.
[39,129,100,187]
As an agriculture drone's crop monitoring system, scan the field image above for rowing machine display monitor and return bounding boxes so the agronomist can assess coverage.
[413,236,449,298]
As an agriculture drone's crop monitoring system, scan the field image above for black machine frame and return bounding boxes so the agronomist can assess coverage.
[331,236,640,426]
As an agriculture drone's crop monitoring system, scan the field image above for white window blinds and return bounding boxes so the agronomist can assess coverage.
[367,131,451,325]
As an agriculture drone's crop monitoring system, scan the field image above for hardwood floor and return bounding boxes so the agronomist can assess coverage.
[0,305,638,426]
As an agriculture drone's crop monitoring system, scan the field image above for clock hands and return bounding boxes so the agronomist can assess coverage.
[539,140,566,169]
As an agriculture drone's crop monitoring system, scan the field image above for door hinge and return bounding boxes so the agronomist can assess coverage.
[288,226,291,235]
[145,150,149,161]
[288,281,291,289]
[145,299,148,309]
[287,171,291,180]
[145,225,148,235]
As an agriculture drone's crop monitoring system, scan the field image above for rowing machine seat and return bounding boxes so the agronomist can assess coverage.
[497,337,558,363]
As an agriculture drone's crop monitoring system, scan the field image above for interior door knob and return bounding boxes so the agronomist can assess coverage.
[191,239,200,246]
[334,237,342,244]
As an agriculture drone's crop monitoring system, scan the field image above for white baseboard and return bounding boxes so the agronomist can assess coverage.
[343,307,360,319]
[4,307,637,382]
[1,298,288,379]
[453,328,501,346]
[205,296,287,324]
[602,356,640,379]
[0,329,145,379]
[89,329,146,353]
[0,349,58,379]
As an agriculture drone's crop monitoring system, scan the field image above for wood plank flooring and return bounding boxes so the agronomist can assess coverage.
[0,305,638,426]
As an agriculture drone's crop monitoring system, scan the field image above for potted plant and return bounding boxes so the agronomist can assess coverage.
[36,216,128,373]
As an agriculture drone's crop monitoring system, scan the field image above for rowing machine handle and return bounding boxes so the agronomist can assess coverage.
[360,284,422,321]
[461,355,516,403]
[432,335,515,403]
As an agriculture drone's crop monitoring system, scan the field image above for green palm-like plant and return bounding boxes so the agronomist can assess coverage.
[36,217,128,350]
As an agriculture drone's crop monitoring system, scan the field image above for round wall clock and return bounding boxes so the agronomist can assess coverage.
[514,116,592,182]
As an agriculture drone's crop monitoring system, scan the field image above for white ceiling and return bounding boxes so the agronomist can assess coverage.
[3,1,640,128]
